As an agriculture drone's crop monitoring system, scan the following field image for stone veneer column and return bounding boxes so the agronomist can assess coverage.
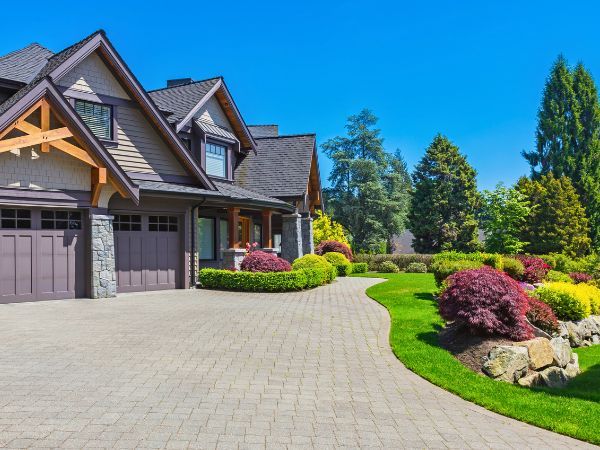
[281,213,303,262]
[90,214,116,298]
[301,215,314,255]
[222,248,247,271]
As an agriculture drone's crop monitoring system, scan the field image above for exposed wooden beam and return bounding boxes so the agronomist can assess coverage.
[91,167,108,207]
[50,139,98,168]
[0,127,72,153]
[40,99,50,152]
[0,99,43,140]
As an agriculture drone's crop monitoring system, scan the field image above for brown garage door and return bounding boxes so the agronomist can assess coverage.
[114,214,182,293]
[0,208,86,303]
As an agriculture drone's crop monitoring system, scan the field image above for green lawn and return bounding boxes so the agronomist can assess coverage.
[352,272,600,444]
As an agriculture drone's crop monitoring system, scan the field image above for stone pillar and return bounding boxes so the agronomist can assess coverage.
[222,248,247,271]
[90,214,116,298]
[281,213,303,262]
[301,215,314,255]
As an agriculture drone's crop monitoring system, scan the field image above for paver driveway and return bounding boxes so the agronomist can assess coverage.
[0,277,594,449]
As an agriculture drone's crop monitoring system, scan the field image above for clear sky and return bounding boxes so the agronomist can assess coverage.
[3,1,600,190]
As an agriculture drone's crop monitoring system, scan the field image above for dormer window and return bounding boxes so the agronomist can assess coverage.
[75,99,113,140]
[206,142,227,178]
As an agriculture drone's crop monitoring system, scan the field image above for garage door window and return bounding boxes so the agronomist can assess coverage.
[149,216,178,232]
[113,215,142,231]
[41,210,82,230]
[1,209,31,229]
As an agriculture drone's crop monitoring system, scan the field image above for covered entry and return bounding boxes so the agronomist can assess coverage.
[0,208,86,303]
[113,213,182,292]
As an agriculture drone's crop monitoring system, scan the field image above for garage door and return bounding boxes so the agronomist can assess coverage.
[114,214,182,293]
[0,208,86,303]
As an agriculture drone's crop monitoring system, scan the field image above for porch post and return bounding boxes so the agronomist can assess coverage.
[281,213,303,262]
[227,207,240,248]
[261,209,272,248]
[90,212,116,298]
[301,213,314,255]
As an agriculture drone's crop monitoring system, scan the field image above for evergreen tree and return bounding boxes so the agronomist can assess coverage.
[408,134,480,253]
[516,174,591,257]
[322,109,411,252]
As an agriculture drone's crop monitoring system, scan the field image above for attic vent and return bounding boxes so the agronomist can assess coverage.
[167,78,193,88]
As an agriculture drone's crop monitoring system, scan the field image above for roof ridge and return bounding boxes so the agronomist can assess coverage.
[148,76,222,93]
[45,29,104,65]
[0,42,53,61]
[255,133,316,139]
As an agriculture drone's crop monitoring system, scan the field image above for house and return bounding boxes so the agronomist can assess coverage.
[0,30,323,303]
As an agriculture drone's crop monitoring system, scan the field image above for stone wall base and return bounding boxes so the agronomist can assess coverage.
[90,214,116,299]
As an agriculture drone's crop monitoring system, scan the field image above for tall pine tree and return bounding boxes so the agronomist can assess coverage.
[408,134,480,253]
[323,109,411,252]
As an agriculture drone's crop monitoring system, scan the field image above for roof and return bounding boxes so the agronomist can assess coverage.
[195,119,238,142]
[236,134,317,198]
[247,125,279,138]
[136,180,293,210]
[0,43,53,84]
[148,78,221,124]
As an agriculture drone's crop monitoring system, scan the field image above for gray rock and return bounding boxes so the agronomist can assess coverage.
[539,366,570,388]
[558,322,569,340]
[517,372,542,387]
[566,321,585,347]
[482,346,529,383]
[516,337,554,370]
[550,337,572,368]
[578,318,599,339]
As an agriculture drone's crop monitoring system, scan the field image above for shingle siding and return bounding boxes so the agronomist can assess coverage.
[196,96,232,129]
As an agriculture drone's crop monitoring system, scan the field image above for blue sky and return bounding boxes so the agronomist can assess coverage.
[4,1,600,190]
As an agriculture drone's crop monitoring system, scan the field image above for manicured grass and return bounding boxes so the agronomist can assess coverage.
[353,272,600,444]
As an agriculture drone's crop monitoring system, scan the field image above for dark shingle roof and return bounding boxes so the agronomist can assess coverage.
[0,43,53,84]
[136,180,292,210]
[247,125,279,138]
[148,78,221,123]
[235,134,316,198]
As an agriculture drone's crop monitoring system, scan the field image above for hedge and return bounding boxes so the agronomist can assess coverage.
[430,259,484,286]
[353,254,433,271]
[323,252,352,276]
[351,262,368,273]
[292,254,337,283]
[199,268,320,292]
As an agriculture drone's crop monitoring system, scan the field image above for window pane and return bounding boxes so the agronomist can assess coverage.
[198,217,215,260]
[41,220,54,229]
[75,100,112,140]
[219,220,229,258]
[274,233,282,252]
[253,224,262,247]
[205,143,227,177]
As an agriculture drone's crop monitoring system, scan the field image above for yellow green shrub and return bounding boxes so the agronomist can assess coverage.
[534,281,600,320]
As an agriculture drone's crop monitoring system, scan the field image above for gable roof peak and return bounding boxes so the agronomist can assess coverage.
[148,75,222,93]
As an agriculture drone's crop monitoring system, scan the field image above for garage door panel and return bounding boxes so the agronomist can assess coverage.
[115,234,144,292]
[37,231,82,300]
[0,233,35,301]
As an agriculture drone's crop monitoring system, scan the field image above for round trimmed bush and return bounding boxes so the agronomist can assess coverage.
[439,266,532,340]
[323,252,352,276]
[380,260,400,273]
[405,262,427,273]
[240,251,291,273]
[501,257,524,280]
[351,262,368,274]
[430,259,483,286]
[526,296,559,335]
[516,256,551,284]
[534,283,590,321]
[292,254,336,283]
[315,240,353,261]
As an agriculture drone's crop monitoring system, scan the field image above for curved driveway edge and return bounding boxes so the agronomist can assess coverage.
[0,277,594,449]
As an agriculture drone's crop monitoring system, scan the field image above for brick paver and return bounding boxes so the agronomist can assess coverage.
[0,277,594,449]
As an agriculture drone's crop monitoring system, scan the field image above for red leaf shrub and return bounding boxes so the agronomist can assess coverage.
[516,256,550,284]
[240,251,291,273]
[569,272,593,284]
[526,296,559,335]
[315,240,353,261]
[439,266,533,340]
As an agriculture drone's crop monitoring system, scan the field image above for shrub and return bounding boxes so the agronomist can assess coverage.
[323,252,353,276]
[534,283,591,321]
[351,262,368,274]
[430,259,484,286]
[240,251,291,273]
[539,254,558,270]
[353,254,433,272]
[570,272,593,284]
[439,266,532,340]
[199,268,308,292]
[380,261,400,273]
[482,253,504,270]
[406,262,428,273]
[502,257,524,280]
[302,268,328,288]
[526,296,560,335]
[516,256,551,284]
[315,240,353,261]
[433,251,503,269]
[546,270,573,283]
[292,254,336,283]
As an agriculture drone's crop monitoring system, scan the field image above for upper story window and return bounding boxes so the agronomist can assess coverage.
[75,100,113,140]
[205,142,227,178]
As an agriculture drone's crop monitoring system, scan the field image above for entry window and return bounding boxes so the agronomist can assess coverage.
[149,215,178,232]
[0,209,31,229]
[197,217,215,260]
[205,143,227,178]
[273,233,282,253]
[75,100,113,140]
[41,210,82,230]
[253,223,262,248]
[219,219,229,258]
[113,215,142,231]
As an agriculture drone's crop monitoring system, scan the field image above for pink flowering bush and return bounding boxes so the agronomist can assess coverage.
[569,272,593,284]
[516,255,551,284]
[240,251,291,273]
[439,266,533,340]
[315,240,353,261]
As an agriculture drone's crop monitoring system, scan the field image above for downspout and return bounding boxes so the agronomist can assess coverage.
[191,197,207,287]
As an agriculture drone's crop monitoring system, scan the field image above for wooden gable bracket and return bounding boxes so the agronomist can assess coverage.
[0,98,110,206]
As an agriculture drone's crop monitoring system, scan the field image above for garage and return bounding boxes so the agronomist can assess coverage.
[113,213,182,293]
[0,208,86,303]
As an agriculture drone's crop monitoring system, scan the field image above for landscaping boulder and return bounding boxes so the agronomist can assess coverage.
[565,321,585,347]
[517,372,542,388]
[565,353,581,378]
[539,366,571,388]
[550,337,572,368]
[482,346,529,383]
[516,337,554,370]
